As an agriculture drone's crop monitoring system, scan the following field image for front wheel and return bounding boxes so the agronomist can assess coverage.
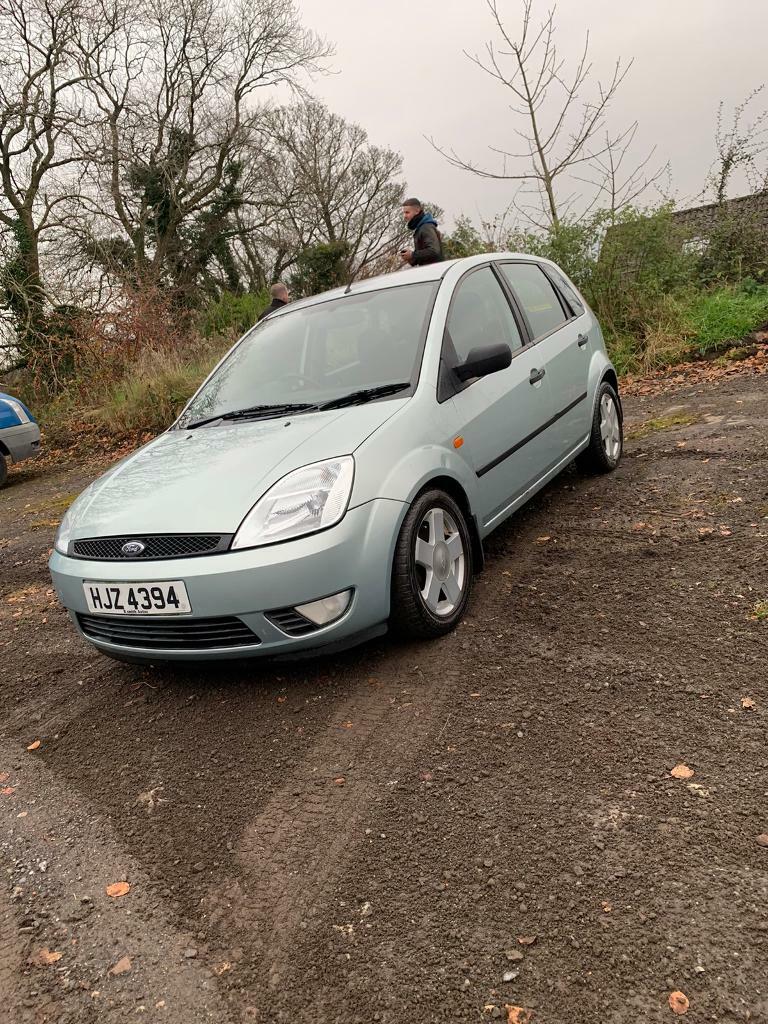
[390,489,474,639]
[577,381,623,474]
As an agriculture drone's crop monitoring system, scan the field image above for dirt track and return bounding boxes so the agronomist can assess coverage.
[1,368,767,1024]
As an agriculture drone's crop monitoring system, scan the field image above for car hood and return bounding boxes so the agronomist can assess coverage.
[67,402,406,538]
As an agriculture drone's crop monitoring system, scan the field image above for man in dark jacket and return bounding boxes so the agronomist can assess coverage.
[400,198,444,267]
[258,281,290,320]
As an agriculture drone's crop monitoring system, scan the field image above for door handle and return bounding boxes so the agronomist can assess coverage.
[529,367,546,385]
[577,333,589,348]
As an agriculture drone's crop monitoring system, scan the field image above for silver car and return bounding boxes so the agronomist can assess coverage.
[49,254,623,663]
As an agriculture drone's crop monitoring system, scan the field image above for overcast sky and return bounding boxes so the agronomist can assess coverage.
[294,0,768,230]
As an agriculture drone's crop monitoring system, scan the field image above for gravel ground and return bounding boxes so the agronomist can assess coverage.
[1,368,767,1024]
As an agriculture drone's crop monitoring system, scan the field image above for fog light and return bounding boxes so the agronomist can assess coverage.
[294,589,352,626]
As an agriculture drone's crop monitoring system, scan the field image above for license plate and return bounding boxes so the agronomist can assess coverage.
[83,581,191,616]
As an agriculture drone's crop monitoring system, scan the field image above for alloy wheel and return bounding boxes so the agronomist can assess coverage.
[413,507,466,616]
[600,393,621,462]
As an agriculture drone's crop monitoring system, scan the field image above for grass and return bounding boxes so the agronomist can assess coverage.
[685,284,768,356]
[605,282,768,376]
[751,600,768,622]
[626,413,699,440]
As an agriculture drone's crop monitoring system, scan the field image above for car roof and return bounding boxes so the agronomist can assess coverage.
[268,253,550,317]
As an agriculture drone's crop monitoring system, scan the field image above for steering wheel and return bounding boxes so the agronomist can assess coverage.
[271,372,322,392]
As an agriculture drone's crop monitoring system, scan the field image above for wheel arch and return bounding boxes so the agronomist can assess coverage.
[410,474,485,573]
[600,368,623,421]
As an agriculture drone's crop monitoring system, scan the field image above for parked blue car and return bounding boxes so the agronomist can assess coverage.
[0,391,41,486]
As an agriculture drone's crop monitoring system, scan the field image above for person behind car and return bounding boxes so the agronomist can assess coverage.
[399,198,444,268]
[258,281,290,320]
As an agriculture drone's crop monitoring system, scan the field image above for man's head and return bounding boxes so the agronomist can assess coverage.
[402,197,423,224]
[270,281,289,302]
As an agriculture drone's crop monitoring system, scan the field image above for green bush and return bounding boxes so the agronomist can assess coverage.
[200,290,267,339]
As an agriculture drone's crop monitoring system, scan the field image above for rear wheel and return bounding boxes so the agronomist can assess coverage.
[0,453,7,488]
[577,381,623,474]
[390,489,474,639]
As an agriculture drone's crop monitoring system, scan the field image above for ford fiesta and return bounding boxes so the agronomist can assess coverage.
[49,254,623,663]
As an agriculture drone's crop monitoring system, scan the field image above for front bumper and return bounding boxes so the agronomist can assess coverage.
[1,421,41,463]
[49,499,406,661]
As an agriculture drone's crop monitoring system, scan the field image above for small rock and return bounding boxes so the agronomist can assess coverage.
[184,948,198,959]
[461,978,471,990]
[756,834,768,848]
[191,862,205,873]
[503,969,520,982]
[109,956,131,976]
[505,950,524,962]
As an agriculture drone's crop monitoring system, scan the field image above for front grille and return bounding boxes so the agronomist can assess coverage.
[266,607,319,637]
[77,613,261,651]
[71,535,231,561]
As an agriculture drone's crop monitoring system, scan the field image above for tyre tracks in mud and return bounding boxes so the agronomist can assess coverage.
[201,644,472,996]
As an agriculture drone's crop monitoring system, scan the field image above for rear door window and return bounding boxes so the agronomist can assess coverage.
[498,263,568,339]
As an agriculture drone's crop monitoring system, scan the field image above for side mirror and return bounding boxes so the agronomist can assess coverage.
[454,343,512,383]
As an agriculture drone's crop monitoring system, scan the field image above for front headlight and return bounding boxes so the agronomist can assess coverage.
[54,504,74,554]
[232,456,355,550]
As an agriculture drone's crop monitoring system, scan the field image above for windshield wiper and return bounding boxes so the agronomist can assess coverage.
[318,382,411,411]
[184,403,316,430]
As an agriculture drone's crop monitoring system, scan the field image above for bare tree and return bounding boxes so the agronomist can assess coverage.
[573,124,669,223]
[76,0,331,299]
[707,87,768,205]
[249,100,406,281]
[429,0,635,229]
[0,0,96,361]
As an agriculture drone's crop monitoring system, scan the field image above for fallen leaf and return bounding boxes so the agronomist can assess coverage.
[109,956,132,976]
[1,786,15,796]
[669,990,690,1015]
[106,881,130,898]
[27,740,41,751]
[276,696,287,704]
[333,777,345,786]
[31,949,63,966]
[670,764,694,780]
[505,1006,534,1023]
[517,935,537,946]
[535,535,551,544]
[17,811,27,818]
[741,697,756,711]
[213,962,231,976]
[600,900,612,913]
[340,720,353,729]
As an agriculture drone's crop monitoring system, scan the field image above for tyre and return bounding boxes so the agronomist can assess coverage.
[0,453,7,488]
[390,489,474,639]
[577,381,623,474]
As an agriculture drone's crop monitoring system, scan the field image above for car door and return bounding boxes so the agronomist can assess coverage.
[497,261,592,458]
[440,265,556,530]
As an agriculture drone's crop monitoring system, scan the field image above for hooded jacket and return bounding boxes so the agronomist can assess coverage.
[258,297,287,321]
[407,211,444,266]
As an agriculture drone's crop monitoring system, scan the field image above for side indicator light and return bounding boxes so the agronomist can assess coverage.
[453,436,464,449]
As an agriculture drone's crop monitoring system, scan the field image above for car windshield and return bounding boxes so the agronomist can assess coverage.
[178,282,438,428]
